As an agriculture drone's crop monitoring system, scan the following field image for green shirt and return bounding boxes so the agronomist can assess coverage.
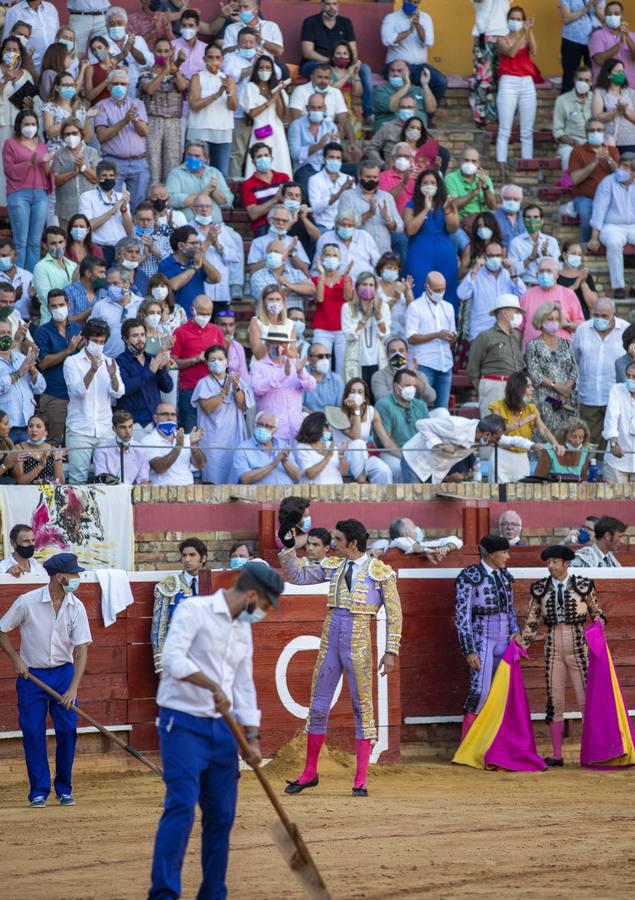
[32,255,77,323]
[444,169,494,218]
[552,90,592,145]
[374,393,429,447]
[372,83,428,131]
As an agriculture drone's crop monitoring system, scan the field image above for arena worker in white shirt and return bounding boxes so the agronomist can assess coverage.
[0,552,91,808]
[0,523,47,578]
[406,271,456,410]
[141,400,206,486]
[148,560,284,900]
[602,357,635,482]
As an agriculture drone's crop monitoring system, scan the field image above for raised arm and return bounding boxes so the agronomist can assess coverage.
[277,546,328,585]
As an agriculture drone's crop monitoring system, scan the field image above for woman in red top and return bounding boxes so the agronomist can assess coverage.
[311,243,353,377]
[496,7,543,176]
[2,109,53,271]
[83,35,116,106]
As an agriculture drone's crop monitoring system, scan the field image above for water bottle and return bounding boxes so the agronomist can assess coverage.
[588,458,599,483]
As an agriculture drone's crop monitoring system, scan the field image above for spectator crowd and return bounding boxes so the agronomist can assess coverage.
[0,0,634,486]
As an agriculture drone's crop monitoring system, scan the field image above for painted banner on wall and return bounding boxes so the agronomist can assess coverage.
[0,485,134,570]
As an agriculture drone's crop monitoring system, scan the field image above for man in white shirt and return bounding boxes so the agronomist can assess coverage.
[79,161,133,265]
[508,205,561,286]
[401,412,541,484]
[223,0,283,58]
[148,560,283,900]
[2,0,59,70]
[247,204,310,271]
[0,552,91,808]
[308,143,354,232]
[371,516,463,563]
[0,524,47,578]
[88,265,142,358]
[573,296,628,446]
[312,209,380,281]
[338,160,404,256]
[141,401,205,486]
[380,1,447,106]
[63,318,125,484]
[602,358,635,481]
[406,271,456,410]
[289,64,359,156]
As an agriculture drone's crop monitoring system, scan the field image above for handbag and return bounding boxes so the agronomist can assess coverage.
[8,79,38,110]
[254,124,273,140]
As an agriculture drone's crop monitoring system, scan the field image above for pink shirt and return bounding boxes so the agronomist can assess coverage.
[378,169,415,216]
[519,285,585,349]
[172,37,206,80]
[2,139,53,195]
[589,26,635,84]
[251,356,316,441]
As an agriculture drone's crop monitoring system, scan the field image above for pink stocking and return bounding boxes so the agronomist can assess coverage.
[461,713,477,740]
[353,739,372,789]
[297,733,325,784]
[549,721,564,759]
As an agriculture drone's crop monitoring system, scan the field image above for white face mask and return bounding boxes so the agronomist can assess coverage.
[86,340,103,357]
[400,384,416,401]
[315,358,330,375]
[574,81,590,96]
[427,289,444,303]
[145,313,161,328]
[193,314,211,328]
[461,161,478,177]
[21,124,37,139]
[394,156,411,172]
[181,27,197,40]
[266,301,283,316]
[421,184,437,197]
[258,69,272,81]
[51,306,69,322]
[347,392,364,406]
[566,254,582,268]
[63,134,81,149]
[151,286,168,301]
[509,313,523,329]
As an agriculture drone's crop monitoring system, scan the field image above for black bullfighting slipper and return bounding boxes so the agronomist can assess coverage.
[284,776,319,794]
[545,757,564,767]
[351,787,368,797]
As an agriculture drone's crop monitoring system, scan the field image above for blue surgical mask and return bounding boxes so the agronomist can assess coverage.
[322,256,340,271]
[185,155,204,172]
[63,577,81,594]
[27,435,46,446]
[292,320,306,337]
[195,213,214,225]
[388,76,404,89]
[302,515,312,531]
[266,251,283,269]
[239,46,256,60]
[135,225,153,236]
[592,317,610,332]
[254,426,273,444]
[255,156,272,173]
[507,19,524,32]
[283,198,301,213]
[382,268,399,282]
[308,110,325,123]
[110,84,127,100]
[337,225,354,240]
[115,435,131,447]
[238,606,267,624]
[59,38,74,52]
[108,285,126,301]
[627,379,635,392]
[157,421,178,437]
[230,556,248,569]
[502,199,520,214]
[398,108,414,121]
[238,9,253,23]
[108,25,126,41]
[538,272,554,289]
[565,442,580,452]
[587,131,604,147]
[325,158,342,174]
[0,257,12,271]
[60,86,76,100]
[485,257,502,272]
[615,168,631,183]
[322,430,332,443]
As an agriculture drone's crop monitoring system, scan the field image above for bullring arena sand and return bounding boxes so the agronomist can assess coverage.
[2,736,635,900]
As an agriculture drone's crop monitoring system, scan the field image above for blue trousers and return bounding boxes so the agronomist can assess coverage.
[418,364,453,410]
[16,663,77,802]
[207,142,231,179]
[149,708,239,900]
[177,388,196,434]
[106,156,151,213]
[7,187,48,272]
[572,196,593,243]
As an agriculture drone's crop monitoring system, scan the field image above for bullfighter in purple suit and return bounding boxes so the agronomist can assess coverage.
[278,516,402,798]
[455,534,520,739]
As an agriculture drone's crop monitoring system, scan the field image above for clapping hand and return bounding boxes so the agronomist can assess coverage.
[105,357,117,379]
[190,425,204,446]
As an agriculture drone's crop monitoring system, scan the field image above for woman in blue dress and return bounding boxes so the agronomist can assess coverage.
[403,168,460,312]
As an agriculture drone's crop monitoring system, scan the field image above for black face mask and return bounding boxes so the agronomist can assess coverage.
[15,544,35,559]
[152,197,168,212]
[360,179,379,192]
[99,178,116,192]
[390,353,407,369]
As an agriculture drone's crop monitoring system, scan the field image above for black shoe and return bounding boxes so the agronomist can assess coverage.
[284,776,318,794]
[352,786,368,797]
[545,757,564,767]
[614,288,626,300]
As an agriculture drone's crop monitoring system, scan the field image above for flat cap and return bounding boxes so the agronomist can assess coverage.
[479,534,510,554]
[540,545,575,562]
[43,552,85,575]
[241,561,284,607]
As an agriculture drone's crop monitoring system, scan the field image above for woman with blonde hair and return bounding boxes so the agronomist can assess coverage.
[525,302,579,434]
[533,417,591,481]
[248,284,297,360]
[341,271,390,391]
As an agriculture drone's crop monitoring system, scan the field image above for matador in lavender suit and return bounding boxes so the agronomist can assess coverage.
[455,534,520,739]
[278,516,402,798]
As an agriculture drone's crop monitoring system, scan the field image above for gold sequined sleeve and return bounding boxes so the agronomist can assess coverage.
[382,574,403,656]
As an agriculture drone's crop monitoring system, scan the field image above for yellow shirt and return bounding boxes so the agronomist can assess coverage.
[488,400,538,453]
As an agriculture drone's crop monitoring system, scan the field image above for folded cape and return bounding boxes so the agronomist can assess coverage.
[581,621,635,769]
[453,640,546,772]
